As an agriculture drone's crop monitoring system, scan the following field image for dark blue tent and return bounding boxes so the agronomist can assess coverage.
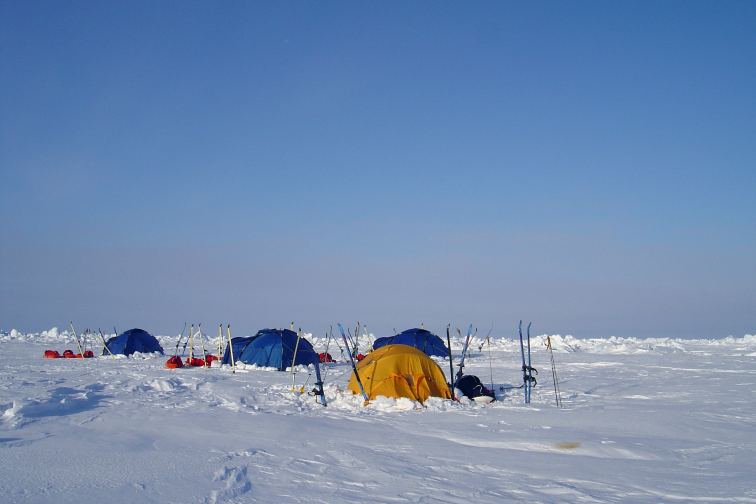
[221,336,255,365]
[373,328,448,358]
[222,329,319,370]
[103,328,163,356]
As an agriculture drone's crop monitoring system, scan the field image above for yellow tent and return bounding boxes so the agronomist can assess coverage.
[348,344,452,403]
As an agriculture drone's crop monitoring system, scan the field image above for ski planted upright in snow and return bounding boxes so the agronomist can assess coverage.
[519,320,528,403]
[291,328,303,392]
[338,323,369,403]
[519,320,538,404]
[455,324,474,385]
[311,359,327,407]
[526,322,537,402]
[446,324,456,400]
[173,322,187,357]
[98,328,114,356]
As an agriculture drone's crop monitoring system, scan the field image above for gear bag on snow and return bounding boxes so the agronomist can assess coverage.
[455,375,495,402]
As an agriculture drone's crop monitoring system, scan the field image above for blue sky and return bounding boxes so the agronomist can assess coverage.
[1,1,754,338]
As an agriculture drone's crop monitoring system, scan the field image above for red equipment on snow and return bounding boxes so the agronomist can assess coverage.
[185,357,206,367]
[44,350,61,359]
[356,353,366,361]
[62,350,75,358]
[165,356,183,369]
[205,355,218,366]
[319,352,334,363]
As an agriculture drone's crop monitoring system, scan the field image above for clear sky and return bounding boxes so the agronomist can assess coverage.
[1,1,754,338]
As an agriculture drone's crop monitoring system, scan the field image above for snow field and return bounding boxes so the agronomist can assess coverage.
[1,330,755,503]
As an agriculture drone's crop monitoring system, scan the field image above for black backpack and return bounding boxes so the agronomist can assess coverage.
[455,375,495,401]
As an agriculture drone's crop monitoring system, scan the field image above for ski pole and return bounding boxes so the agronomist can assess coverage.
[98,328,114,356]
[329,324,344,357]
[487,326,495,394]
[226,324,236,373]
[546,336,562,408]
[173,322,187,357]
[291,328,303,392]
[69,321,85,357]
[322,329,333,381]
[354,322,361,358]
[324,328,332,359]
[197,324,207,367]
[188,324,194,361]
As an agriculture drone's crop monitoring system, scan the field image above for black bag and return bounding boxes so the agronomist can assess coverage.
[455,375,495,401]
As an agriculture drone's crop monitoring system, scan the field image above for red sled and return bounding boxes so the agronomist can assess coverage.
[44,350,61,359]
[185,357,206,367]
[165,356,183,369]
[83,350,94,358]
[205,355,218,366]
[319,352,334,363]
[62,350,75,358]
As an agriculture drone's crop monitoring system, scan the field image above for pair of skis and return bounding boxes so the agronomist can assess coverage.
[518,320,538,404]
[338,323,368,404]
[454,324,475,386]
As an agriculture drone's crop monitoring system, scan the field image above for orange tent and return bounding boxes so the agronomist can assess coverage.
[348,344,452,403]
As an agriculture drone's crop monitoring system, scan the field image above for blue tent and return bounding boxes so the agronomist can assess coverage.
[221,336,255,365]
[103,328,163,356]
[221,329,319,370]
[373,328,448,358]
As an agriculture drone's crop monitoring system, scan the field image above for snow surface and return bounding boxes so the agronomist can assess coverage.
[1,329,755,503]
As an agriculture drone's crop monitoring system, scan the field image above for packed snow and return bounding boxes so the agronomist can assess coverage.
[1,328,755,503]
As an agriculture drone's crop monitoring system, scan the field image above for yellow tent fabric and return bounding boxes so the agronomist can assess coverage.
[348,344,452,403]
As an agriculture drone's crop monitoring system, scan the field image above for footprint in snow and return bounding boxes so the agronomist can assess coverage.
[206,465,252,503]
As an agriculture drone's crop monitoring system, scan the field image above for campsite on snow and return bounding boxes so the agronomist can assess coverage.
[3,2,755,503]
[1,325,755,503]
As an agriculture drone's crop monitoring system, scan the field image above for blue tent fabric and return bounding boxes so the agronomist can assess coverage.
[226,329,319,370]
[372,328,448,357]
[104,328,163,356]
[221,336,256,365]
